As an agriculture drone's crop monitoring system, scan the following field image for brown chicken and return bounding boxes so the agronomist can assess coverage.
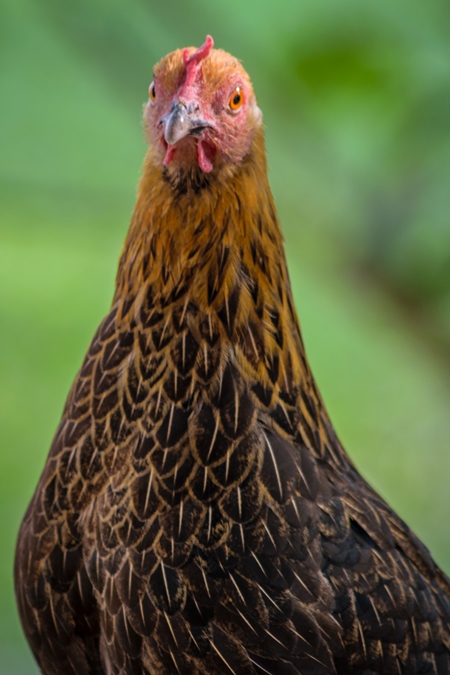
[15,36,450,675]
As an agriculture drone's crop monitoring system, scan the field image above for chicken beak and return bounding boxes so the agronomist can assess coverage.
[162,102,211,146]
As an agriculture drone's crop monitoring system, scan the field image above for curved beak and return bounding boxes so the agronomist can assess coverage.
[162,102,211,145]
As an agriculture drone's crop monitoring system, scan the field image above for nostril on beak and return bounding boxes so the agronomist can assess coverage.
[186,102,200,115]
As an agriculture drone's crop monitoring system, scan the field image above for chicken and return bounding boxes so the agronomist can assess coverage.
[15,36,450,675]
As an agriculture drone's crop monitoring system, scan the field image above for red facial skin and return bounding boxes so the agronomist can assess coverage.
[144,37,262,176]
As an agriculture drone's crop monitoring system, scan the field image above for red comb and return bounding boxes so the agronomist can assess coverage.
[183,35,214,68]
[182,35,214,88]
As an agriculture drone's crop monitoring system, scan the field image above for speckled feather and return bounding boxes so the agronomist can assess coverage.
[15,40,450,675]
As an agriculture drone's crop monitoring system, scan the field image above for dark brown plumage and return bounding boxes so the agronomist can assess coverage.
[15,37,450,675]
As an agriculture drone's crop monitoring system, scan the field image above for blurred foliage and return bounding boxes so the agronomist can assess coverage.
[1,0,449,672]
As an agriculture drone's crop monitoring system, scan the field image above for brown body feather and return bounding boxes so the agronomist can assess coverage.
[15,43,450,675]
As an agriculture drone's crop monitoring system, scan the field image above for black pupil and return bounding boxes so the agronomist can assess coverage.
[233,93,241,106]
[151,85,156,98]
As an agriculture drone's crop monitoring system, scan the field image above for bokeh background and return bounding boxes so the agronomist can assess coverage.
[1,0,450,672]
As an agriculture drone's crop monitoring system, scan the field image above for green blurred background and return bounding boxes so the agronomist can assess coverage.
[1,0,450,672]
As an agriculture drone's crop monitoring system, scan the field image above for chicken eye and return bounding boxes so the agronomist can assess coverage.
[229,87,243,112]
[149,82,156,102]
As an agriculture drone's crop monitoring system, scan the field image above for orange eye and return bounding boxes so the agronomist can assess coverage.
[149,82,156,102]
[229,87,243,111]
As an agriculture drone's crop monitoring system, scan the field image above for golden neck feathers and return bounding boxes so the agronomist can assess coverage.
[114,127,343,468]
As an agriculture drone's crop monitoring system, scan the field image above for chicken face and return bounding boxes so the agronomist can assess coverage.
[144,36,262,175]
